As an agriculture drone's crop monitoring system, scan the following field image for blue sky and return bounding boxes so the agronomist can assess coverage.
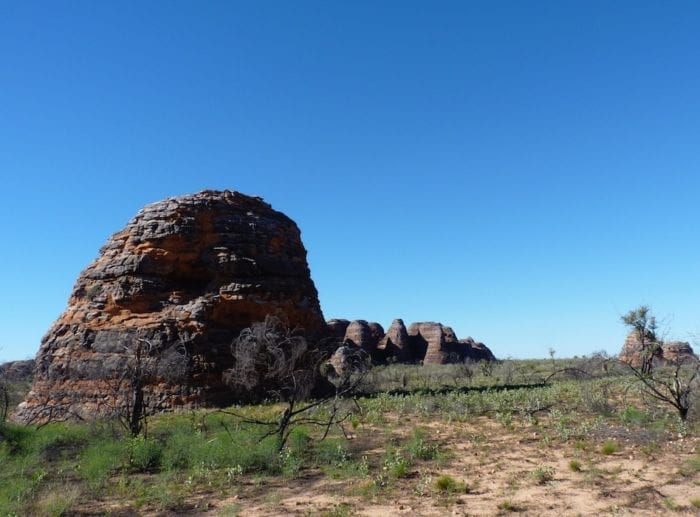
[1,1,699,361]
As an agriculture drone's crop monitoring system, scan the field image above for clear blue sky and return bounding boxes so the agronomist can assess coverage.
[1,1,699,361]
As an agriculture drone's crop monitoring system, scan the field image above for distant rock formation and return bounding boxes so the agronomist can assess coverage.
[0,359,34,382]
[331,318,495,365]
[343,320,382,351]
[619,331,696,367]
[661,341,696,363]
[16,190,325,423]
[618,329,661,367]
[326,319,350,341]
[377,319,411,362]
[459,337,497,362]
[17,189,501,423]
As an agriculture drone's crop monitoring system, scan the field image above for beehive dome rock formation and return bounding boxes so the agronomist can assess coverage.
[661,341,696,363]
[618,329,663,368]
[16,190,325,422]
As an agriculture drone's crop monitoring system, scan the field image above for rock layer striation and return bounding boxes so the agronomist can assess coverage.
[16,190,324,422]
[0,360,35,382]
[619,331,696,367]
[334,319,495,364]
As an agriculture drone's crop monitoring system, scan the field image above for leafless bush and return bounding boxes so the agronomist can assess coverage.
[450,360,475,387]
[618,306,699,421]
[224,315,368,450]
[625,356,700,421]
[105,336,189,437]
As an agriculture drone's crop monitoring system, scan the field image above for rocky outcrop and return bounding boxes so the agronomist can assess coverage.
[16,190,324,423]
[619,332,698,367]
[618,330,663,368]
[329,318,495,365]
[459,337,497,362]
[661,341,697,363]
[341,320,385,362]
[0,359,35,382]
[377,319,411,362]
[326,319,350,341]
[407,322,460,364]
[343,320,383,352]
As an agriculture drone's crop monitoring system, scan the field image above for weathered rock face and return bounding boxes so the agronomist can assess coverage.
[0,359,35,382]
[343,320,384,352]
[377,319,411,362]
[16,190,324,423]
[326,319,350,341]
[407,322,460,364]
[341,320,385,363]
[661,341,697,363]
[618,330,662,367]
[332,319,495,365]
[459,338,497,362]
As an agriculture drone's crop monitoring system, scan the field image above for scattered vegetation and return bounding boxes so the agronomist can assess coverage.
[621,305,700,421]
[568,459,582,472]
[530,465,555,485]
[601,440,619,455]
[435,474,465,494]
[223,316,368,451]
[4,306,700,515]
[497,499,524,513]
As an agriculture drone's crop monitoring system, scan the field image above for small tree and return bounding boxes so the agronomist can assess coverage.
[621,305,660,375]
[106,336,189,437]
[224,315,368,451]
[620,306,699,421]
[631,355,699,421]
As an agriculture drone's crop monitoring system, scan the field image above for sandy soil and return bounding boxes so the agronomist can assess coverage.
[183,416,700,516]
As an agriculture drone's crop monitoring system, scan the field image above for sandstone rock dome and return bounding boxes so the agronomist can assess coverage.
[16,190,324,422]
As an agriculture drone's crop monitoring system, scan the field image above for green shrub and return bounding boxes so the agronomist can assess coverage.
[128,436,162,472]
[79,439,128,488]
[568,459,582,472]
[287,426,312,452]
[620,406,647,425]
[530,465,554,485]
[161,429,202,470]
[498,499,524,512]
[36,423,90,462]
[435,474,464,493]
[407,427,439,461]
[600,440,618,455]
[0,422,37,455]
[678,455,700,477]
[383,448,412,478]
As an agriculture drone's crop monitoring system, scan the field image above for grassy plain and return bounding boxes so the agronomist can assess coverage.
[2,359,700,516]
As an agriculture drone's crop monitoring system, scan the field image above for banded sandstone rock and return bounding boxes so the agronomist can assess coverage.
[407,322,459,364]
[326,319,350,341]
[377,319,411,362]
[343,320,384,352]
[661,341,696,363]
[327,318,496,365]
[618,330,662,368]
[459,337,497,362]
[0,360,34,382]
[16,190,324,423]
